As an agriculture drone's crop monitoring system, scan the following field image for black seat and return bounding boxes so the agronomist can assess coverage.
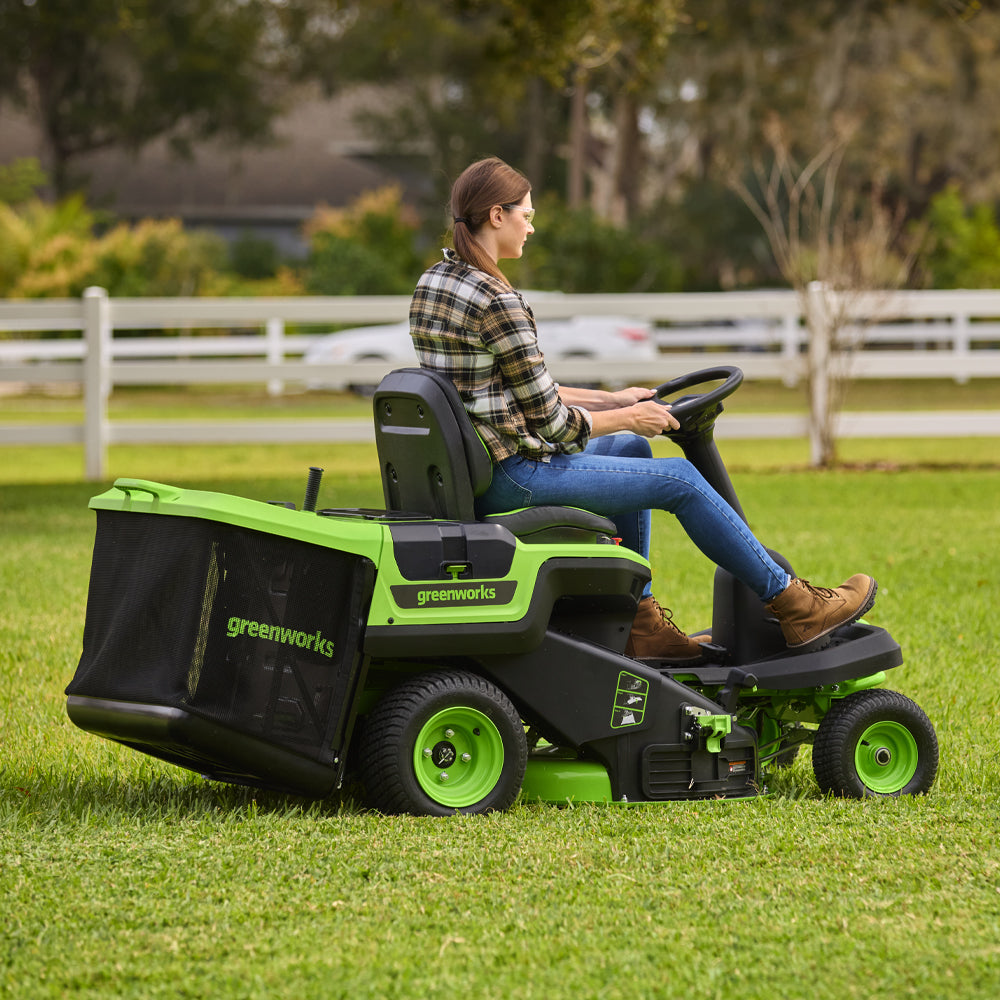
[372,368,618,541]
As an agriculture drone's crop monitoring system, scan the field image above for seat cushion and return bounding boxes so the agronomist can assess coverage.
[482,505,618,543]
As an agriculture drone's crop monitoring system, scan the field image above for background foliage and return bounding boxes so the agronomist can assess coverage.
[3,2,1000,295]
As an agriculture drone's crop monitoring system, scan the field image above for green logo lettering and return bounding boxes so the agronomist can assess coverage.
[225,617,336,659]
[390,581,515,609]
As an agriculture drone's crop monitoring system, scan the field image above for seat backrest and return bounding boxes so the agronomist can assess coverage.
[373,367,492,521]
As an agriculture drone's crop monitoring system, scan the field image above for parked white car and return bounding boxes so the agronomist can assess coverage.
[302,315,657,392]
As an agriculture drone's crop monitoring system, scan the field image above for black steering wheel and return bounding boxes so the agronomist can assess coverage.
[653,365,744,439]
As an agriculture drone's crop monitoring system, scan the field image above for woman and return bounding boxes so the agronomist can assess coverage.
[409,157,876,661]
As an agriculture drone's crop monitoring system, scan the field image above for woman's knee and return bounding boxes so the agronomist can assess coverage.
[588,433,652,460]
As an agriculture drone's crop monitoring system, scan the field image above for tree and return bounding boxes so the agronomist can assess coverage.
[489,0,684,222]
[664,1,1000,220]
[292,0,684,226]
[728,114,914,467]
[0,0,290,196]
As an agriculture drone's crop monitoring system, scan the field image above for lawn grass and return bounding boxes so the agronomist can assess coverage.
[3,429,1000,998]
[4,376,1000,424]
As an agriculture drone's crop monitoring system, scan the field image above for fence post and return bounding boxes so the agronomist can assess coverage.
[780,311,800,387]
[952,309,970,386]
[82,286,111,481]
[806,281,831,467]
[266,317,285,397]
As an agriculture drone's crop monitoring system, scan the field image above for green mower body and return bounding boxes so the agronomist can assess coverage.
[66,367,938,813]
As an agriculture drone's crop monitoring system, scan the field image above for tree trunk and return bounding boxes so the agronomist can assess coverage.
[567,67,588,209]
[613,91,641,223]
[522,77,547,188]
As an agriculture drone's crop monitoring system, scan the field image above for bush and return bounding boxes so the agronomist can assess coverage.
[0,196,230,298]
[0,157,47,204]
[304,186,423,295]
[916,185,1000,289]
[507,194,683,293]
[228,231,282,280]
[90,219,229,297]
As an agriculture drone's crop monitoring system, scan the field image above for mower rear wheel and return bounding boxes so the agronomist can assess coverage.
[813,689,938,798]
[359,670,527,816]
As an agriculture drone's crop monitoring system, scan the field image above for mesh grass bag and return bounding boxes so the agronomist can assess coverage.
[68,510,373,764]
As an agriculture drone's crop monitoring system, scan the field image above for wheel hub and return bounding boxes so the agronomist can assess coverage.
[855,721,919,794]
[413,706,505,808]
[431,740,457,768]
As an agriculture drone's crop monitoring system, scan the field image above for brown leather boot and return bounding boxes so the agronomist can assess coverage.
[766,575,877,648]
[625,596,711,662]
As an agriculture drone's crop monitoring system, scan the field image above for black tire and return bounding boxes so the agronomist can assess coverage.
[813,689,938,798]
[358,670,527,816]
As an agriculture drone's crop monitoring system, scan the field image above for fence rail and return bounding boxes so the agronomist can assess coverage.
[2,286,999,479]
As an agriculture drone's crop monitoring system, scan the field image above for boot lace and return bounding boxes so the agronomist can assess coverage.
[648,598,686,636]
[796,579,838,599]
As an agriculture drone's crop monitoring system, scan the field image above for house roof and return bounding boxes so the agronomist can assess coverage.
[0,85,427,224]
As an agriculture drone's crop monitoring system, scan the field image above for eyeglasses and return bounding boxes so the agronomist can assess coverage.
[501,204,535,225]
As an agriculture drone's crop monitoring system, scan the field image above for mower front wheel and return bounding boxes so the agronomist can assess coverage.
[359,670,527,816]
[813,689,938,798]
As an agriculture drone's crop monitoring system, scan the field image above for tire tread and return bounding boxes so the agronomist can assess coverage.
[358,670,526,816]
[813,688,938,798]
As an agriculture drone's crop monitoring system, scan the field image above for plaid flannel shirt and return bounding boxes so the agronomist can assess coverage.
[409,249,592,462]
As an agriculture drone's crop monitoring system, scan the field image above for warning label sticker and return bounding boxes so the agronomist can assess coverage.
[611,671,649,728]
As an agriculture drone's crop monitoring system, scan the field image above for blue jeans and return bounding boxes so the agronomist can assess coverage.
[475,434,789,602]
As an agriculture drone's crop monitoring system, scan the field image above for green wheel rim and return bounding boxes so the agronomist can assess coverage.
[854,720,919,793]
[413,707,505,808]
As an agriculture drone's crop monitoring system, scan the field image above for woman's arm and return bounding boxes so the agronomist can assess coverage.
[587,400,679,437]
[483,293,677,444]
[558,384,677,435]
[558,385,657,411]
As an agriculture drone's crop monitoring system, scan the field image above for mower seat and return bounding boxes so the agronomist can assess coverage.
[373,368,617,542]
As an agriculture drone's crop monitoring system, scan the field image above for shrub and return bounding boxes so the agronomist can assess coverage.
[0,157,47,204]
[303,186,423,295]
[508,194,683,293]
[0,197,233,298]
[916,185,1000,289]
[228,231,282,280]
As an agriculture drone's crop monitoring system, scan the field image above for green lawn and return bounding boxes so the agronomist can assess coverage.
[3,379,999,484]
[4,377,1000,424]
[2,429,1000,998]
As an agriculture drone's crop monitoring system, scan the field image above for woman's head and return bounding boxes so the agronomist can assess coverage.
[450,157,533,282]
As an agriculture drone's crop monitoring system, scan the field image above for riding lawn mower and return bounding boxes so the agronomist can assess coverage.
[66,366,939,814]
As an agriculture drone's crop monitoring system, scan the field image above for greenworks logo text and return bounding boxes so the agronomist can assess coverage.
[418,584,495,606]
[390,581,517,610]
[226,616,335,659]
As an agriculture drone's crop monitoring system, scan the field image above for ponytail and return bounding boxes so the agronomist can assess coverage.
[449,157,531,285]
[452,221,508,284]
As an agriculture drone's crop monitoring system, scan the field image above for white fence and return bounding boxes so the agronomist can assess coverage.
[2,286,1000,480]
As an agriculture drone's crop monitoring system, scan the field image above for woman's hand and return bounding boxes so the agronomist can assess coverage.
[587,393,679,437]
[626,400,680,436]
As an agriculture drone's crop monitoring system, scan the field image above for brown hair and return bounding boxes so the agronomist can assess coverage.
[450,157,531,284]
